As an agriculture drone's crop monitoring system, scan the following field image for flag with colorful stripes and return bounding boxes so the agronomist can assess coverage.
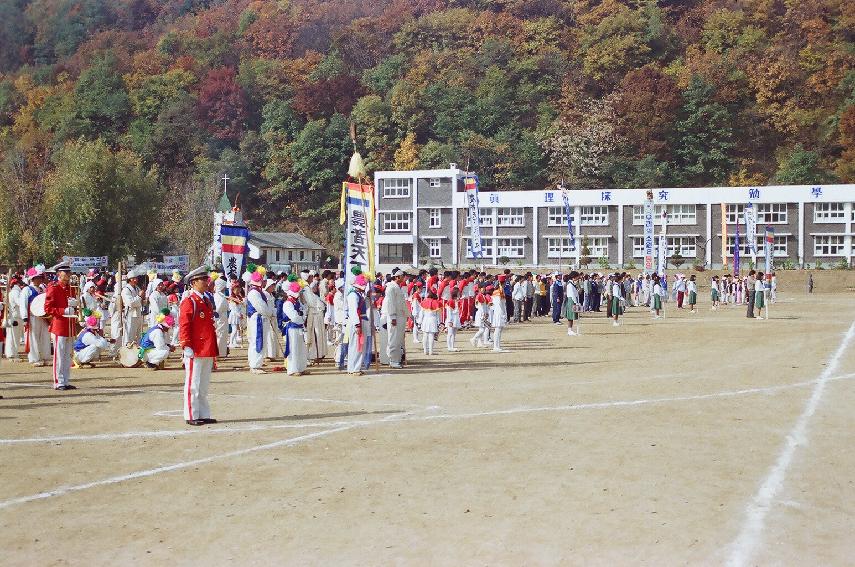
[220,224,250,280]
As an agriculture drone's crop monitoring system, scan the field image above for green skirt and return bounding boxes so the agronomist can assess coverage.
[711,289,719,302]
[755,290,765,309]
[563,298,578,321]
[611,296,623,316]
[653,294,662,310]
[688,291,697,305]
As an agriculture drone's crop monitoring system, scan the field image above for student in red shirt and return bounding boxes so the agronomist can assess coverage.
[44,263,78,390]
[179,266,219,426]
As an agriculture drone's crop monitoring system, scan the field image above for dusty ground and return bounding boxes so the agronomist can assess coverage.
[1,291,854,566]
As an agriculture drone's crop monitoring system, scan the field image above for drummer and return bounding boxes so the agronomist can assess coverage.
[21,265,51,367]
[44,263,78,390]
[73,311,113,368]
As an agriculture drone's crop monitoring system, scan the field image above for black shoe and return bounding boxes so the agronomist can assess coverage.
[185,419,206,426]
[55,385,77,391]
[201,418,217,424]
[145,362,158,369]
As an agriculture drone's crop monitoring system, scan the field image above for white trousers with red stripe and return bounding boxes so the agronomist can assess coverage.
[52,335,73,388]
[183,356,213,421]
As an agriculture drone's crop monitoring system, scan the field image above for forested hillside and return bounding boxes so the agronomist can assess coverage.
[0,0,852,263]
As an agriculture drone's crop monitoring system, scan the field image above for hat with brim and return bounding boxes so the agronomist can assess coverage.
[46,263,72,274]
[184,265,210,284]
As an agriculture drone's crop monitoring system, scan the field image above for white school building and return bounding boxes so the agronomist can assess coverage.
[372,166,855,270]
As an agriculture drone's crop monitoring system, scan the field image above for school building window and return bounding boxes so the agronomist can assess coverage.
[382,212,411,232]
[580,206,608,226]
[496,238,524,258]
[632,204,696,225]
[725,235,788,257]
[465,238,494,258]
[429,208,441,228]
[496,207,525,227]
[814,202,845,222]
[465,207,494,227]
[585,236,609,257]
[427,238,441,258]
[547,206,574,226]
[813,235,845,256]
[546,237,574,258]
[757,203,787,224]
[383,178,411,198]
[725,204,745,224]
[379,243,412,264]
[299,250,305,260]
[429,178,441,188]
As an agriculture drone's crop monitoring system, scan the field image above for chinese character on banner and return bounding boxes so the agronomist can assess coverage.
[748,188,760,199]
[658,190,669,201]
[601,191,612,201]
[226,257,238,280]
[544,192,554,203]
[811,187,822,198]
[489,194,499,204]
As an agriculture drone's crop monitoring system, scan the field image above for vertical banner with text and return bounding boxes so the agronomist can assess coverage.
[643,192,655,274]
[464,176,483,259]
[341,182,375,286]
[720,203,728,269]
[657,209,668,276]
[561,188,576,252]
[220,225,250,281]
[764,226,774,273]
[744,203,757,260]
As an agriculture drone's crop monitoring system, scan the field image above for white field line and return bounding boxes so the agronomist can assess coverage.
[3,373,854,446]
[725,321,855,567]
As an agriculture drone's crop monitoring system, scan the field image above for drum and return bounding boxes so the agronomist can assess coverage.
[29,293,49,319]
[119,345,141,368]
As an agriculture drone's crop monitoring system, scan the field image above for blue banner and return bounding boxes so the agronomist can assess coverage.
[561,188,576,251]
[220,224,250,280]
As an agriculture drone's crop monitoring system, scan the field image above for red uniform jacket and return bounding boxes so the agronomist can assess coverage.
[179,291,218,358]
[44,281,75,337]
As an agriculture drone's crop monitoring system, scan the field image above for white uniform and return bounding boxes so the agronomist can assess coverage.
[21,285,50,364]
[346,289,367,373]
[381,280,407,366]
[142,325,171,365]
[490,293,507,352]
[74,328,111,364]
[333,289,347,369]
[302,288,327,361]
[4,285,23,359]
[227,295,243,347]
[147,290,168,327]
[121,283,143,345]
[213,288,229,357]
[264,290,280,360]
[281,298,308,375]
[246,287,272,369]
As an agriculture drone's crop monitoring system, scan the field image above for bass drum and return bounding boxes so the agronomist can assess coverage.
[29,293,50,319]
[119,345,142,368]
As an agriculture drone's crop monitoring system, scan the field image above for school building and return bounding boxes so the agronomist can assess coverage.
[372,166,855,269]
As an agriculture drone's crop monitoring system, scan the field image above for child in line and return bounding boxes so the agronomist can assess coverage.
[687,275,698,313]
[419,292,441,355]
[445,290,461,352]
[652,275,663,319]
[710,276,720,311]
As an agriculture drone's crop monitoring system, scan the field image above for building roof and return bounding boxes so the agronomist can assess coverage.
[216,189,232,213]
[250,231,325,251]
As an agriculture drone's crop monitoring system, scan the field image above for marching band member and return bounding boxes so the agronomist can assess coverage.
[213,277,229,358]
[371,283,389,366]
[44,263,77,390]
[139,310,175,369]
[179,266,218,426]
[491,283,509,353]
[281,282,308,375]
[4,276,23,360]
[445,289,461,352]
[409,283,423,344]
[346,274,369,375]
[332,277,347,371]
[168,293,181,346]
[121,269,144,345]
[245,266,272,374]
[73,311,112,367]
[381,267,407,369]
[21,266,50,367]
[147,278,168,327]
[302,281,327,364]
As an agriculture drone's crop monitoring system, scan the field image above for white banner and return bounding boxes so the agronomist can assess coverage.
[464,176,483,258]
[744,203,757,257]
[643,196,655,273]
[162,255,190,272]
[61,256,108,270]
[657,209,668,276]
[342,182,374,287]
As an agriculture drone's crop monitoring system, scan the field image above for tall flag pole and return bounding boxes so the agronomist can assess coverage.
[657,208,668,277]
[643,190,655,274]
[464,175,484,260]
[734,223,741,276]
[560,184,576,269]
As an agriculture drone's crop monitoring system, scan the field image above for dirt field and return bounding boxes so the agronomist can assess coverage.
[1,291,854,566]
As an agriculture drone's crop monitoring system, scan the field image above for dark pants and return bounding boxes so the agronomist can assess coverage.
[552,300,562,323]
[746,293,755,317]
[506,297,514,322]
[677,291,684,308]
[524,297,533,320]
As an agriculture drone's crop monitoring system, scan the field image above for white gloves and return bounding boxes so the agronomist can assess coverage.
[183,347,194,358]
